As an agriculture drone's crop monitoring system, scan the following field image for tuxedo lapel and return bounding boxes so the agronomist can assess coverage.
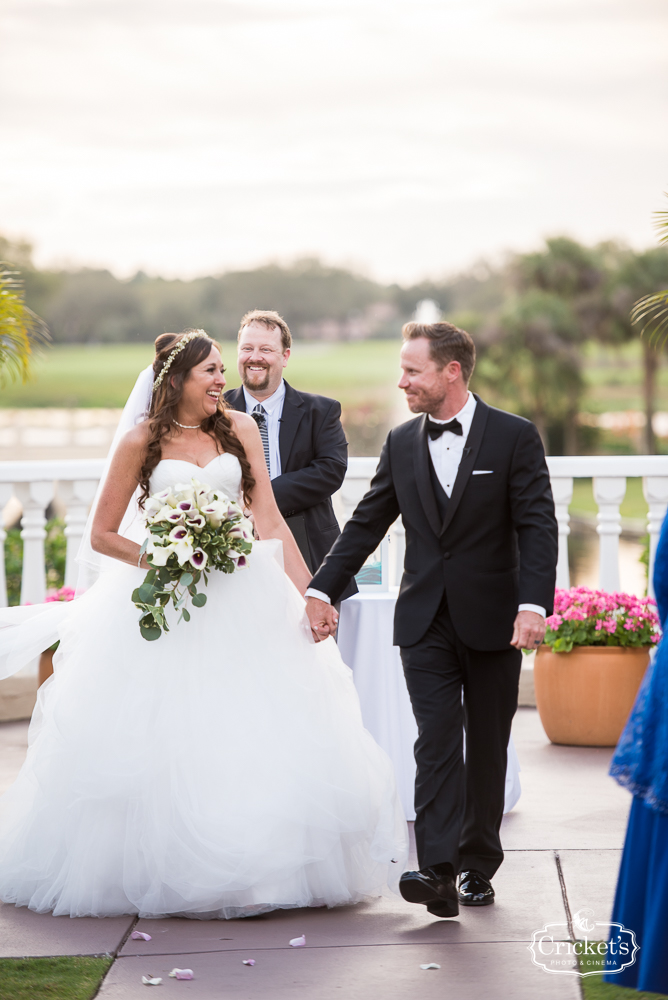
[224,386,246,413]
[439,396,490,537]
[278,382,305,470]
[413,414,443,538]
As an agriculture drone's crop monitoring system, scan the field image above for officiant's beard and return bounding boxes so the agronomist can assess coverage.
[242,365,270,392]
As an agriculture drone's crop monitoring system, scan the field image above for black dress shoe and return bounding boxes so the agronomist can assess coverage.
[399,866,459,918]
[456,869,495,906]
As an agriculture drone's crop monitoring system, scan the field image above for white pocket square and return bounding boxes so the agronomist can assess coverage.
[472,470,493,475]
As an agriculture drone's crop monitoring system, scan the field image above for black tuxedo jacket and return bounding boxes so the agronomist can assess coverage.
[309,396,558,650]
[224,381,358,600]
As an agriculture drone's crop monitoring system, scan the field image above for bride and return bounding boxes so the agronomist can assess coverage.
[0,329,408,919]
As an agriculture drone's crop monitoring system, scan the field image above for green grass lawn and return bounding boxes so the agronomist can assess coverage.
[0,957,112,1000]
[582,979,668,1000]
[1,338,663,416]
[580,962,668,1000]
[0,340,403,410]
[582,342,668,414]
[575,942,668,1000]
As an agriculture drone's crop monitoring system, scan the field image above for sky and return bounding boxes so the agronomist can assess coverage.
[1,0,667,282]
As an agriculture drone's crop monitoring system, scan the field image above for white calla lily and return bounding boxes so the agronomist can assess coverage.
[168,524,191,544]
[147,541,175,567]
[187,513,207,533]
[201,501,225,528]
[172,536,195,566]
[151,504,183,524]
[153,488,177,507]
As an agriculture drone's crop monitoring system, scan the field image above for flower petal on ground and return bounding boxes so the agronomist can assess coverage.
[131,931,152,941]
[242,959,256,966]
[420,963,441,970]
[289,935,306,947]
[168,969,194,980]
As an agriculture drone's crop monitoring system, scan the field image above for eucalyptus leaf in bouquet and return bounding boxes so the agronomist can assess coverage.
[132,478,253,641]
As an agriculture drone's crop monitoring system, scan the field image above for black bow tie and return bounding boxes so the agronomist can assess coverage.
[426,418,463,440]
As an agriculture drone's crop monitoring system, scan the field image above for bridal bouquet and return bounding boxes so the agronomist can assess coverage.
[132,478,253,641]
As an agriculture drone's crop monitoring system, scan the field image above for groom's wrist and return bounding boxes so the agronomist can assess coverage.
[305,588,332,605]
[518,603,546,618]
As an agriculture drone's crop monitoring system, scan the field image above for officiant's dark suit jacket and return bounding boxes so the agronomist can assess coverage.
[224,381,357,601]
[309,396,557,650]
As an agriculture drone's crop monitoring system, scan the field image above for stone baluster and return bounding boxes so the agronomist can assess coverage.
[390,519,406,589]
[0,483,14,608]
[59,479,100,588]
[643,476,668,598]
[550,477,573,590]
[593,477,627,592]
[14,480,55,606]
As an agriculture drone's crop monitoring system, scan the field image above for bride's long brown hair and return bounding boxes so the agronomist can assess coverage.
[138,330,255,508]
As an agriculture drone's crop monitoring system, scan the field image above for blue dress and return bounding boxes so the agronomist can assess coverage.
[605,513,668,992]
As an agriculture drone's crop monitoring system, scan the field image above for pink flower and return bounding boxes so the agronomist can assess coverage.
[45,586,76,603]
[603,618,617,634]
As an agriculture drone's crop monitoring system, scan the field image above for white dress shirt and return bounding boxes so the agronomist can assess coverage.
[243,379,285,480]
[428,391,477,497]
[307,391,545,618]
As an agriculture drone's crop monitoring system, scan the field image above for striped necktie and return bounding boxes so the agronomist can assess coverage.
[251,403,271,476]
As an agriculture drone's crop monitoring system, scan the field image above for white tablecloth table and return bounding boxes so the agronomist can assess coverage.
[338,591,521,821]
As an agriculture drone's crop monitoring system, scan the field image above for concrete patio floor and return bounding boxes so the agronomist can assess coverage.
[0,708,630,999]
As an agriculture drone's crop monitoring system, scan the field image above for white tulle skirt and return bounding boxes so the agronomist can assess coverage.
[0,542,408,918]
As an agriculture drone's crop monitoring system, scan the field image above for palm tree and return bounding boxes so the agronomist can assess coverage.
[0,262,49,386]
[631,199,668,348]
[607,247,668,453]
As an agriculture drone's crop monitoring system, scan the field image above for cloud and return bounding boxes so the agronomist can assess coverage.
[1,0,666,280]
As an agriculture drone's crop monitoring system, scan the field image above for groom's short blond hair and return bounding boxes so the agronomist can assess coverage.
[238,310,292,353]
[402,321,476,383]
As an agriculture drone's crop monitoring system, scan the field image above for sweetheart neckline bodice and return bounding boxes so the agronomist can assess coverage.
[150,454,242,501]
[156,453,237,472]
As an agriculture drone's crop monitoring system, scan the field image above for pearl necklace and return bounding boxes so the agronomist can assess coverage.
[173,419,202,430]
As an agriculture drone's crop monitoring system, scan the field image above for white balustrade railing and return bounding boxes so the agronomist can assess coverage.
[2,455,668,608]
[546,456,668,597]
[0,460,104,607]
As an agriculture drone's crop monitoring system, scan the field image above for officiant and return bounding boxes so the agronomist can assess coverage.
[224,309,357,602]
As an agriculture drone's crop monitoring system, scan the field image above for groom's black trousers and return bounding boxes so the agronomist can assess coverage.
[400,594,522,878]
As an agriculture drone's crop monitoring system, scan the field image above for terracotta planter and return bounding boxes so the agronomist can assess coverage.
[534,645,650,747]
[38,649,54,687]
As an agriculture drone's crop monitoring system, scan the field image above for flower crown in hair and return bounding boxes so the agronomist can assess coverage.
[153,330,210,391]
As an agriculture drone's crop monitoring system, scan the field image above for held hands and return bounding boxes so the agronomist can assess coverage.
[305,596,339,642]
[511,610,546,651]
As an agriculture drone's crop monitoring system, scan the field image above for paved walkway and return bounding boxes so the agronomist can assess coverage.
[0,709,630,999]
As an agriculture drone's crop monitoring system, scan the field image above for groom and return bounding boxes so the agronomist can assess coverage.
[305,321,558,917]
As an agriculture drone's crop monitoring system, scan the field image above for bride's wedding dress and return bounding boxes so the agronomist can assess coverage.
[0,453,408,919]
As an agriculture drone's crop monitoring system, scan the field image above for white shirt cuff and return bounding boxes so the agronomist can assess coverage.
[518,603,546,618]
[305,588,332,604]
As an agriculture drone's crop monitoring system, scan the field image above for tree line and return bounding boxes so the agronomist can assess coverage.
[1,233,667,453]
